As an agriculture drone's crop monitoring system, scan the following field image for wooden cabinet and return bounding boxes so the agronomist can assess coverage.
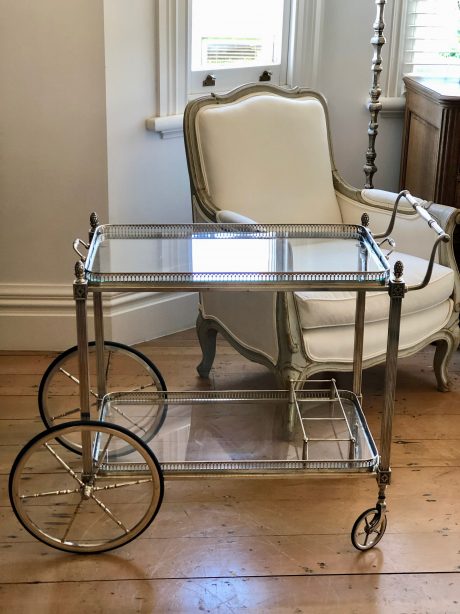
[400,76,460,208]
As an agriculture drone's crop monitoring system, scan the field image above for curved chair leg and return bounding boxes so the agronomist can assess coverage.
[433,338,454,392]
[276,365,305,437]
[196,313,218,378]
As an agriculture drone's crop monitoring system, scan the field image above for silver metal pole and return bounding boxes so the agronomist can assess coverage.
[88,212,107,409]
[353,291,366,399]
[74,261,93,476]
[364,0,386,188]
[93,293,106,402]
[379,260,405,489]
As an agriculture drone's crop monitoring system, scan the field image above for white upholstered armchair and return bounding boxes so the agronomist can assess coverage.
[183,84,460,391]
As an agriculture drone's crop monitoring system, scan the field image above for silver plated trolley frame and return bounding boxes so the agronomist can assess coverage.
[9,192,449,553]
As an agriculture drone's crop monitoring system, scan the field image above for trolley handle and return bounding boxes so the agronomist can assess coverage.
[400,190,448,241]
[396,190,451,291]
[73,238,90,262]
[372,190,451,292]
[374,190,450,243]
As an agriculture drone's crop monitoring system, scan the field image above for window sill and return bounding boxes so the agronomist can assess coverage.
[149,95,406,142]
[378,96,406,117]
[149,95,406,141]
[145,114,183,139]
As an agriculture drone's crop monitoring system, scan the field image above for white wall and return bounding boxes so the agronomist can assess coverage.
[0,0,109,350]
[317,0,403,192]
[103,0,191,225]
[1,0,404,350]
[103,0,197,347]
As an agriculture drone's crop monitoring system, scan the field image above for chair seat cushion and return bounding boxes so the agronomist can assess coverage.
[303,299,453,362]
[295,251,454,329]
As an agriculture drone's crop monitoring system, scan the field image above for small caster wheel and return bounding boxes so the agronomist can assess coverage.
[351,507,387,551]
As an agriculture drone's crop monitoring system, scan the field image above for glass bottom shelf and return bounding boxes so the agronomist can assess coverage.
[99,382,379,477]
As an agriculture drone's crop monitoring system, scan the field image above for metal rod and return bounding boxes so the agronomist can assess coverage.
[353,291,366,398]
[74,262,93,476]
[379,264,405,472]
[364,0,386,188]
[93,293,106,402]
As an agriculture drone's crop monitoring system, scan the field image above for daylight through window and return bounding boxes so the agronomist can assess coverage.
[403,0,460,77]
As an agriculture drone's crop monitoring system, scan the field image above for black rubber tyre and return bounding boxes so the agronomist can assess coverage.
[38,341,167,454]
[9,420,164,553]
[351,507,387,551]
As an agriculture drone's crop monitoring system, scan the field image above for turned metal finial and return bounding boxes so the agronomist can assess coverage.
[393,260,404,280]
[90,212,99,230]
[364,0,386,189]
[361,212,370,227]
[89,212,99,242]
[74,260,85,281]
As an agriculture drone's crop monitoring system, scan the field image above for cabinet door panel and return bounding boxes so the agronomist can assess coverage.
[404,113,439,201]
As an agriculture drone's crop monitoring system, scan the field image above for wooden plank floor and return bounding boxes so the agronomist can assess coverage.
[1,329,460,613]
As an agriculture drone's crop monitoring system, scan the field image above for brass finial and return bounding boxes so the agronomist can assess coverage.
[75,260,85,280]
[90,212,99,230]
[394,260,404,280]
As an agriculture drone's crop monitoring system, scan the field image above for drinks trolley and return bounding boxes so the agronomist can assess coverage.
[9,193,449,554]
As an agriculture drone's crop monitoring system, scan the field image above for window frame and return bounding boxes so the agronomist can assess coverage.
[188,0,292,96]
[401,0,460,79]
[146,0,325,138]
[382,0,459,116]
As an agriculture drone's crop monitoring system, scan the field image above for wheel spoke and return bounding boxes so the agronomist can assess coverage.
[93,478,153,492]
[352,508,387,551]
[44,443,85,486]
[110,404,149,434]
[11,420,163,553]
[105,351,113,381]
[49,406,81,421]
[20,486,81,500]
[361,514,382,546]
[57,367,99,399]
[40,343,166,455]
[50,401,100,422]
[363,530,370,546]
[89,493,129,534]
[127,382,159,393]
[61,499,84,543]
[93,434,114,475]
[58,366,80,386]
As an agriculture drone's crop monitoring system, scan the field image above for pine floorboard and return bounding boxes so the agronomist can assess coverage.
[1,330,460,612]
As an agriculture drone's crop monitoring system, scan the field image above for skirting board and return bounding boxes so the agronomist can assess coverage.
[0,284,198,350]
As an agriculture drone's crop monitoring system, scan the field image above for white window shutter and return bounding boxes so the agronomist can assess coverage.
[403,0,460,77]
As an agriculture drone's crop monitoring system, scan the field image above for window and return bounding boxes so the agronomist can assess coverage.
[149,0,325,138]
[402,0,460,78]
[189,0,290,95]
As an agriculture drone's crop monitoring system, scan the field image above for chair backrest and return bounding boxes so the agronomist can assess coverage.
[184,84,342,225]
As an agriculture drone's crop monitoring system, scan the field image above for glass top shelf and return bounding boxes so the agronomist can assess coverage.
[84,223,390,290]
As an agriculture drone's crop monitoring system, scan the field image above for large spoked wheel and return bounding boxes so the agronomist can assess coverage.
[39,341,167,454]
[351,507,387,551]
[9,420,164,553]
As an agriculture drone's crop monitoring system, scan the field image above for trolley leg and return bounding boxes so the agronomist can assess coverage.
[93,292,106,402]
[74,262,92,477]
[353,290,366,400]
[375,266,404,515]
[351,262,405,551]
[379,264,405,482]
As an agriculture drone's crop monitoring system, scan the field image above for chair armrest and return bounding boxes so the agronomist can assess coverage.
[216,210,257,224]
[336,181,459,256]
[335,177,460,309]
[361,189,460,238]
